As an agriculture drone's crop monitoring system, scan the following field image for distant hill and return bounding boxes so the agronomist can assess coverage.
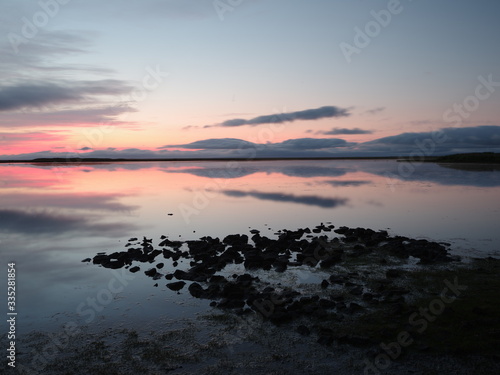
[435,152,500,163]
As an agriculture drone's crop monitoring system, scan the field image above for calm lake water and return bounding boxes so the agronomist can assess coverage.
[1,159,499,335]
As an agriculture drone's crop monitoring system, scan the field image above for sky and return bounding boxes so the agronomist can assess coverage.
[1,0,500,159]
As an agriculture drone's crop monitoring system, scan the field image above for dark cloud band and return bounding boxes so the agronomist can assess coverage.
[319,128,372,135]
[204,106,350,128]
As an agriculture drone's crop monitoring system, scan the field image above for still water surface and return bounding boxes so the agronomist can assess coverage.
[0,160,499,334]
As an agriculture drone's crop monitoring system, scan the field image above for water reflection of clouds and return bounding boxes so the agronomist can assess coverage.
[0,209,138,236]
[0,192,139,212]
[366,163,500,187]
[221,190,348,208]
[324,180,372,187]
[157,162,500,188]
[162,164,349,179]
[4,159,500,187]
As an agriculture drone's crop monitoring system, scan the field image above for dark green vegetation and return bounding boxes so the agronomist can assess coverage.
[318,258,500,358]
[435,152,500,163]
[398,152,500,163]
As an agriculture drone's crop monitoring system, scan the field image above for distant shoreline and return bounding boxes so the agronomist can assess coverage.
[0,152,499,164]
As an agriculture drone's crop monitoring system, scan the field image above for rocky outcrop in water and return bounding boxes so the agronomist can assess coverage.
[87,224,456,346]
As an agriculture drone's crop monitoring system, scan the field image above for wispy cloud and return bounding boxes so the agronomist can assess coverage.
[0,80,133,112]
[363,107,385,115]
[318,127,373,135]
[0,131,66,144]
[366,125,500,147]
[161,137,352,151]
[0,29,137,131]
[163,138,256,150]
[0,105,137,128]
[199,106,351,128]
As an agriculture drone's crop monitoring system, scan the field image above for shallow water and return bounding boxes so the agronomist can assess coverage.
[0,159,499,334]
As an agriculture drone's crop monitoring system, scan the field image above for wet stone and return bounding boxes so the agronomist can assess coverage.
[166,281,186,292]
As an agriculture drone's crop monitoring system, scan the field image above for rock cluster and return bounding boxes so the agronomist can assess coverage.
[87,224,454,345]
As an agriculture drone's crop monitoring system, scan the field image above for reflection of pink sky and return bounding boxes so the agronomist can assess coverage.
[0,166,68,189]
[1,162,500,258]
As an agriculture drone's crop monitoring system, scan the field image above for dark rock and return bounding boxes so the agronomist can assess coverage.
[329,294,344,302]
[221,282,247,300]
[217,298,245,309]
[338,335,372,347]
[344,236,358,243]
[223,234,248,246]
[166,281,186,292]
[92,254,109,265]
[129,266,140,273]
[297,325,311,336]
[336,301,347,311]
[316,328,334,345]
[318,298,336,309]
[145,268,158,277]
[173,269,195,281]
[209,275,227,283]
[81,258,91,262]
[348,302,363,313]
[386,269,401,278]
[269,308,293,325]
[362,293,374,301]
[156,263,164,269]
[165,273,174,280]
[321,280,330,289]
[317,336,334,346]
[188,282,206,298]
[329,275,345,284]
[334,226,350,235]
[262,286,275,294]
[320,254,342,268]
[349,286,363,296]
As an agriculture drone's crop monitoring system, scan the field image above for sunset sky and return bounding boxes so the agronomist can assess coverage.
[1,0,500,159]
